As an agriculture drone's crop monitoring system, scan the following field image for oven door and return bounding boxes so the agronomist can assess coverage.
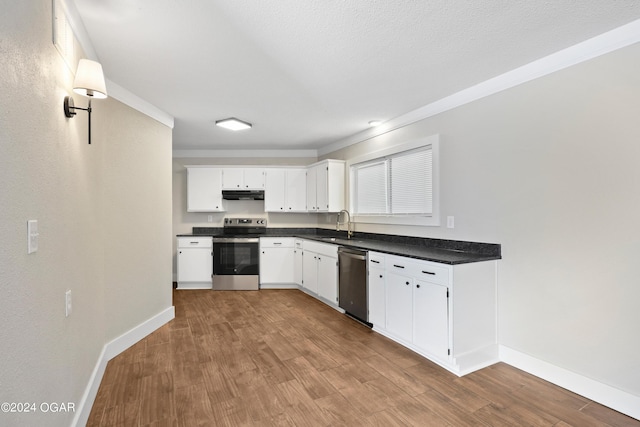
[212,238,260,290]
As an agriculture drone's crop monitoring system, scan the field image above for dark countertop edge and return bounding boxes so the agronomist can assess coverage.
[179,227,501,266]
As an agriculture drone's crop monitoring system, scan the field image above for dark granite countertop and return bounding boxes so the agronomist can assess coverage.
[178,228,501,265]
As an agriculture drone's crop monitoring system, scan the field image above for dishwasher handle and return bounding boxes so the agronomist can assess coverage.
[338,247,367,261]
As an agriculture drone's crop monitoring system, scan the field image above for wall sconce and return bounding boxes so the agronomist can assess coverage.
[63,59,108,145]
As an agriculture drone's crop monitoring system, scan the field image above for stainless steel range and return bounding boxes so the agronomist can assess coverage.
[212,217,267,290]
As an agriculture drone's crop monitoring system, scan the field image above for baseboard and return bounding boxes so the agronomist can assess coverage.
[499,345,640,421]
[72,306,175,427]
[259,283,299,289]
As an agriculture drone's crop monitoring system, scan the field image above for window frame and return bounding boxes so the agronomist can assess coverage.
[347,134,440,227]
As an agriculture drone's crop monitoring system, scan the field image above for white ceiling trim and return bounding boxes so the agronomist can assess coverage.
[318,18,640,157]
[172,149,318,158]
[106,79,174,129]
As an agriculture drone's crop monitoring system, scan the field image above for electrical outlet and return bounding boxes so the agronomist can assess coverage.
[207,215,213,222]
[447,216,455,229]
[65,290,72,317]
[27,220,39,254]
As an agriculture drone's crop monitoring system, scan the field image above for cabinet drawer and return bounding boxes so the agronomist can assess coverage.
[304,240,338,258]
[386,255,451,286]
[413,261,451,286]
[178,237,212,248]
[260,237,294,248]
[368,251,385,266]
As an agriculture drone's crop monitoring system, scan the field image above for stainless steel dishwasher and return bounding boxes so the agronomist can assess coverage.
[338,247,370,325]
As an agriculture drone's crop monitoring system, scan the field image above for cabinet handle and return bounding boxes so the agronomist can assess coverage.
[190,241,199,244]
[379,274,383,278]
[422,270,436,275]
[416,284,421,288]
[371,260,380,264]
[262,251,265,254]
[393,264,405,269]
[405,281,410,285]
[273,242,282,245]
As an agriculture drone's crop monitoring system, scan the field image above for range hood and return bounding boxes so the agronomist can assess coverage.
[222,190,265,200]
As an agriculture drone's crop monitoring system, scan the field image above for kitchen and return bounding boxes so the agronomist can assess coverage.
[2,2,640,426]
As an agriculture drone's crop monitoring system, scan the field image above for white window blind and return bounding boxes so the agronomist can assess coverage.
[351,145,433,216]
[390,148,432,214]
[354,160,388,214]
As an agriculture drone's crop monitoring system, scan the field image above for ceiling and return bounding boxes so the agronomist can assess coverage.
[72,1,640,153]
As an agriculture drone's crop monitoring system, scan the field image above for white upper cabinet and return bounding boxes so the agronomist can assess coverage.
[186,167,225,212]
[285,168,307,211]
[265,168,307,212]
[222,168,265,190]
[306,160,345,212]
[265,169,286,211]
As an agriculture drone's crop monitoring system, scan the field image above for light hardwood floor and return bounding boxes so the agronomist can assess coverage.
[88,289,639,426]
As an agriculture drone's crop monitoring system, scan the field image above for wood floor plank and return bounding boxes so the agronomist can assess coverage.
[87,289,640,426]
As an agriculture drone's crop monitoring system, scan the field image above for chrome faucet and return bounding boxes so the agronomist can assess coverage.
[336,209,353,239]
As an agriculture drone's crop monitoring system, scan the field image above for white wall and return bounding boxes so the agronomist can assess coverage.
[323,43,640,399]
[0,2,173,426]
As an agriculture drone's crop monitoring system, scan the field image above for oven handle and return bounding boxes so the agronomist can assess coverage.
[213,237,260,243]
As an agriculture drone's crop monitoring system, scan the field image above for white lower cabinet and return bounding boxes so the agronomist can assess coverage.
[386,262,414,343]
[301,240,338,306]
[375,254,498,376]
[301,250,318,294]
[367,252,386,328]
[317,252,338,305]
[293,239,303,286]
[259,238,295,287]
[413,279,449,360]
[176,237,213,289]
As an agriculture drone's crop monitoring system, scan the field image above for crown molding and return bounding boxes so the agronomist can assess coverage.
[318,18,640,156]
[106,80,174,128]
[172,149,318,159]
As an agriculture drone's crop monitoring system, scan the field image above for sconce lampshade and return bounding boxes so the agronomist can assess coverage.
[73,59,107,99]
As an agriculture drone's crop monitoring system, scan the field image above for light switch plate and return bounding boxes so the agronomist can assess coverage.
[446,216,455,229]
[27,220,39,254]
[65,290,72,317]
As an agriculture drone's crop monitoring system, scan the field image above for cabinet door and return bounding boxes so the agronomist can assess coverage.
[315,164,329,212]
[187,167,224,212]
[317,255,338,305]
[294,247,303,286]
[264,169,286,212]
[177,248,213,283]
[243,168,265,189]
[260,247,294,284]
[413,281,449,360]
[222,168,244,189]
[386,269,413,342]
[285,168,307,212]
[306,167,317,211]
[302,251,318,294]
[368,266,386,328]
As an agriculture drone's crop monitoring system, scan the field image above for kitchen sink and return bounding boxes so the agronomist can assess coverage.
[319,237,366,244]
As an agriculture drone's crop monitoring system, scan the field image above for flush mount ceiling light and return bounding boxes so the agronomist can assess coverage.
[63,59,108,145]
[215,117,252,131]
[368,120,382,127]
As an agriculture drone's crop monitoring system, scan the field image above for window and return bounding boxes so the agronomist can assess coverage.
[349,136,439,226]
